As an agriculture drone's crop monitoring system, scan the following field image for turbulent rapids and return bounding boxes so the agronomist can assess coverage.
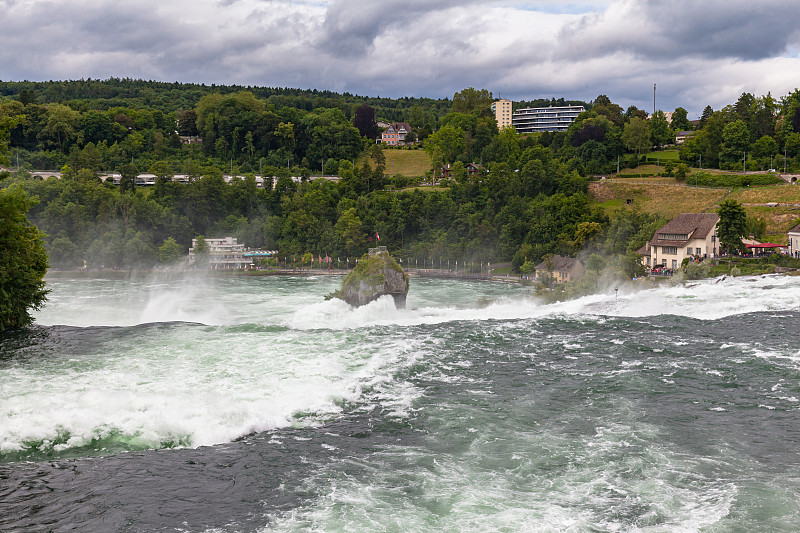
[2,273,800,531]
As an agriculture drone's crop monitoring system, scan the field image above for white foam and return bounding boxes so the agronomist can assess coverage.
[0,323,422,455]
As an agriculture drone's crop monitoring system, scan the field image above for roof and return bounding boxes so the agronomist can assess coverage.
[534,255,582,272]
[746,243,784,248]
[789,222,800,234]
[650,213,719,247]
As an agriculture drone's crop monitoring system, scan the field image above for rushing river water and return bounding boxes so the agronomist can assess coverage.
[2,273,800,532]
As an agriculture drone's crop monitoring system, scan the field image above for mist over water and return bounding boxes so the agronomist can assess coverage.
[2,273,800,531]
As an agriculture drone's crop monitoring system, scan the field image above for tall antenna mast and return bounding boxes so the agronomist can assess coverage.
[653,83,656,117]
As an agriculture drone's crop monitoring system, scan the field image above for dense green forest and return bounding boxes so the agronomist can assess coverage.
[1,79,799,274]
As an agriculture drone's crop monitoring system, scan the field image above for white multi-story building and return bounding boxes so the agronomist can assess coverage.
[512,105,585,134]
[491,99,513,129]
[189,236,253,269]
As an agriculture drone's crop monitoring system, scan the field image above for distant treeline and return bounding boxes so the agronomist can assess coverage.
[2,80,800,276]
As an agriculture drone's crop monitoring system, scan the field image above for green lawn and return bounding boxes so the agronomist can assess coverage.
[644,149,680,161]
[367,148,431,177]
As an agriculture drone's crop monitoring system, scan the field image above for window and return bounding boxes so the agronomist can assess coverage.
[662,246,678,255]
[658,233,688,241]
[696,247,702,256]
[672,259,677,270]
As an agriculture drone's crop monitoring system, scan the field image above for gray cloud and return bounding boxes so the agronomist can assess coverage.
[558,0,800,61]
[1,0,799,115]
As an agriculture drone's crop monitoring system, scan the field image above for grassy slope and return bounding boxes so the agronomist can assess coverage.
[383,149,431,176]
[355,148,430,177]
[590,177,800,240]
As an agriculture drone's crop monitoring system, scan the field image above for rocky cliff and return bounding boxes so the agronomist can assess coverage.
[328,248,409,308]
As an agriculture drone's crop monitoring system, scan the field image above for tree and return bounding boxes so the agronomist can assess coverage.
[720,119,751,164]
[751,135,778,161]
[119,162,138,193]
[0,115,23,165]
[335,207,365,256]
[41,103,80,152]
[674,163,689,181]
[424,125,466,164]
[699,105,714,128]
[0,185,49,331]
[622,117,651,162]
[649,110,672,149]
[671,107,691,131]
[353,104,379,139]
[574,221,603,248]
[717,200,747,257]
[177,109,199,136]
[158,237,184,264]
[18,88,37,106]
[193,235,210,268]
[451,88,493,115]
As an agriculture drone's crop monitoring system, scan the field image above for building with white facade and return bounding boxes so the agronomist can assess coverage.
[491,99,513,129]
[638,213,719,271]
[789,222,800,258]
[189,237,253,269]
[512,105,585,134]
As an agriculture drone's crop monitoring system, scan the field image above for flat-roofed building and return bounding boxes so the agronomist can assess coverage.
[512,105,585,134]
[491,99,513,129]
[189,236,253,269]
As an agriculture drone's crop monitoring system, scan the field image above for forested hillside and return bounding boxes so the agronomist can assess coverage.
[1,80,799,274]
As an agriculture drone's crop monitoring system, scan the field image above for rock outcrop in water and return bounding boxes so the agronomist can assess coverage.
[328,247,409,308]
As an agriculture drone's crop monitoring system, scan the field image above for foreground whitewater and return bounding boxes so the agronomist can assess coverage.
[2,273,799,531]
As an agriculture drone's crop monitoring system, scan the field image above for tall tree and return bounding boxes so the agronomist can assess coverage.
[41,103,80,152]
[649,110,672,148]
[451,88,493,115]
[158,237,183,264]
[717,200,747,256]
[699,105,714,128]
[0,185,49,331]
[720,119,750,164]
[353,104,379,139]
[671,107,691,131]
[622,117,651,159]
[193,235,210,268]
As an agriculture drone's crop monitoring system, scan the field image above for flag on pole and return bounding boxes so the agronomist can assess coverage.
[376,231,380,241]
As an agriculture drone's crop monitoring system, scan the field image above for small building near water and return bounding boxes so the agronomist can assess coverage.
[189,237,253,269]
[789,222,800,258]
[534,255,585,283]
[638,213,719,271]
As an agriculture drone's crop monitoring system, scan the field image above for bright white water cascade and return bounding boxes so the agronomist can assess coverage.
[1,272,799,531]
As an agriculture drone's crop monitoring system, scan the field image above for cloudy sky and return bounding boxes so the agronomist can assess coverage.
[2,0,800,116]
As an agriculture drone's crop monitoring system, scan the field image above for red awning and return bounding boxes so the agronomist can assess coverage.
[745,243,784,248]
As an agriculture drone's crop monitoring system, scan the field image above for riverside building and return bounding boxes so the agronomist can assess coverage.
[189,236,253,269]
